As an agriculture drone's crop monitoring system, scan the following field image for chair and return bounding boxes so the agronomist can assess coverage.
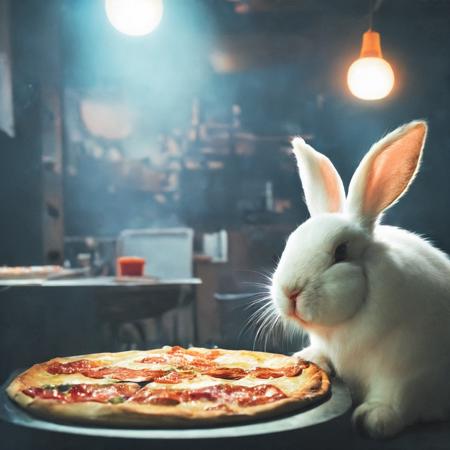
[101,228,195,350]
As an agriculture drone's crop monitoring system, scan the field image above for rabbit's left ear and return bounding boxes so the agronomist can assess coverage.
[346,121,428,231]
[292,137,345,216]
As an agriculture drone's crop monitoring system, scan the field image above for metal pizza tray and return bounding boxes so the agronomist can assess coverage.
[0,371,351,440]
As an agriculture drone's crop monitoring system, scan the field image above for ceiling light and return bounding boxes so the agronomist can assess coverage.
[347,29,395,101]
[105,0,163,37]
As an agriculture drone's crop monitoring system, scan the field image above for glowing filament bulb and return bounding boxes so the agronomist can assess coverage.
[347,30,395,101]
[105,0,163,37]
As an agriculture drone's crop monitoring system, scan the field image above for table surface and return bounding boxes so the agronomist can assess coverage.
[0,276,202,288]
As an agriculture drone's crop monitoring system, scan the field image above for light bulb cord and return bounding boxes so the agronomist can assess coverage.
[368,0,374,31]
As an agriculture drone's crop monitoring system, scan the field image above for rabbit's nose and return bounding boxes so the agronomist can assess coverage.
[286,289,301,304]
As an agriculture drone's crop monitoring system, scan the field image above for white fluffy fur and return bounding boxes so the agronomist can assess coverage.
[292,137,345,216]
[346,121,427,231]
[271,121,450,439]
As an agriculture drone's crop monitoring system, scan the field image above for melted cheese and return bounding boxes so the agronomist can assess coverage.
[213,352,295,370]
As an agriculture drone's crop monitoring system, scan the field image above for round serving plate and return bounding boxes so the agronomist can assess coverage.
[0,371,351,440]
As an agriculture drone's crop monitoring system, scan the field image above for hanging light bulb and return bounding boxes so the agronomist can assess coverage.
[105,0,163,37]
[347,29,395,101]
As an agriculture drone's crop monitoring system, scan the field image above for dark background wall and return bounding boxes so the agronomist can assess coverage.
[0,0,449,264]
[0,0,62,264]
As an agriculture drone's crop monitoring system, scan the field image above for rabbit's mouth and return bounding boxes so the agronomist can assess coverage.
[284,288,312,326]
[288,310,310,327]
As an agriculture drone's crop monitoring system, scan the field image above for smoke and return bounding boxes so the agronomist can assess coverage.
[60,0,450,255]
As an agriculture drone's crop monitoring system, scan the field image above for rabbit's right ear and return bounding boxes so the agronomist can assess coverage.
[292,137,345,217]
[346,121,428,232]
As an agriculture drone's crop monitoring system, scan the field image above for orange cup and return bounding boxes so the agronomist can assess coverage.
[116,256,146,276]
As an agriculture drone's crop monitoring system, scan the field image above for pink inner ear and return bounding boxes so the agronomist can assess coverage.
[364,125,425,217]
[319,158,342,213]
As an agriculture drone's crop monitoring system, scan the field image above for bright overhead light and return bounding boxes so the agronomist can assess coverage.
[347,30,395,101]
[104,0,164,37]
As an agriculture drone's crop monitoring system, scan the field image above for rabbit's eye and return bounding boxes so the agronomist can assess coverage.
[334,243,348,263]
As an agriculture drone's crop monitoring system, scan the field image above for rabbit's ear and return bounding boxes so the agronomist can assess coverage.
[346,121,427,231]
[292,137,345,216]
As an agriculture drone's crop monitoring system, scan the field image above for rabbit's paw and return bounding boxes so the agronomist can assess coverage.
[293,347,333,374]
[352,401,404,439]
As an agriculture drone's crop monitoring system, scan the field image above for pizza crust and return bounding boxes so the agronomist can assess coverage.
[7,347,330,427]
[0,265,63,279]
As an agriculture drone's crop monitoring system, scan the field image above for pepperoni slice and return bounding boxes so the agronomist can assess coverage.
[202,362,305,380]
[167,345,185,354]
[154,371,196,384]
[139,356,168,365]
[139,347,224,372]
[167,346,222,360]
[68,383,139,402]
[131,383,287,407]
[131,388,182,405]
[186,359,217,370]
[185,348,222,360]
[82,367,168,381]
[249,368,285,379]
[139,353,216,371]
[167,346,220,366]
[23,383,140,403]
[46,359,104,375]
[234,384,287,406]
[203,367,247,380]
[46,359,168,381]
[250,361,307,379]
[23,386,66,401]
[283,360,309,377]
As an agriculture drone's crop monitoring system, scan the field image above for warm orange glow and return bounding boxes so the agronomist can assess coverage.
[360,30,383,58]
[347,30,395,101]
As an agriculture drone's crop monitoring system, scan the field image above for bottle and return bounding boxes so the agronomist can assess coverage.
[265,181,274,212]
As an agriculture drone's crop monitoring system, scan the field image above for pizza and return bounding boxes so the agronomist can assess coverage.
[0,265,64,279]
[6,346,330,427]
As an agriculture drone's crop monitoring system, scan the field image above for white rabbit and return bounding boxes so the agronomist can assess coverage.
[271,121,450,439]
